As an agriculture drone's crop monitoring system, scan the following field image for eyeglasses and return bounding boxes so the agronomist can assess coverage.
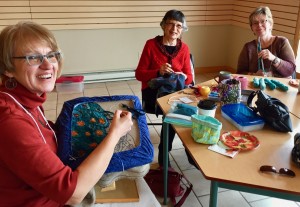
[165,22,183,30]
[12,51,62,66]
[259,165,296,177]
[252,19,268,27]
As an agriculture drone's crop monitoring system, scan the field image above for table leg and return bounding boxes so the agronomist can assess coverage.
[209,181,218,207]
[163,122,169,205]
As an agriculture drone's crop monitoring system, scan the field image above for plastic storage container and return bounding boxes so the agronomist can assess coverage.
[221,103,265,132]
[56,76,84,93]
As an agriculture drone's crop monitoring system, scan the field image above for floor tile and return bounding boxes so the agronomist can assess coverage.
[183,168,212,196]
[46,92,57,101]
[57,92,83,103]
[172,134,184,150]
[171,149,194,171]
[84,87,109,97]
[84,82,106,89]
[44,109,57,123]
[240,191,268,202]
[250,197,299,207]
[199,190,251,207]
[148,126,161,144]
[43,99,57,111]
[106,81,130,89]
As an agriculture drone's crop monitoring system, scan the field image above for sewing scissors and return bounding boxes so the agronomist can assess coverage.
[121,103,145,119]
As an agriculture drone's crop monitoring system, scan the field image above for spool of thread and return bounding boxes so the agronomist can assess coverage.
[236,76,248,90]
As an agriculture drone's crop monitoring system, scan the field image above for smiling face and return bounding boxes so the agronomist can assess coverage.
[251,14,273,37]
[5,41,59,96]
[163,19,183,40]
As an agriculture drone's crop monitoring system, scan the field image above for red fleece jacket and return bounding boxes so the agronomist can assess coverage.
[0,82,78,207]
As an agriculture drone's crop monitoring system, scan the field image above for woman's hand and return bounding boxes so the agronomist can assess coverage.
[109,110,133,140]
[254,70,265,76]
[258,49,276,62]
[254,69,272,77]
[159,63,174,76]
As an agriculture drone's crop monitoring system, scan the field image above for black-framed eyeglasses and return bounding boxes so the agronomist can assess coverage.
[165,22,183,30]
[259,165,296,177]
[12,51,62,66]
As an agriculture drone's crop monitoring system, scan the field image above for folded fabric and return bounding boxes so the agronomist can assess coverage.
[163,103,197,127]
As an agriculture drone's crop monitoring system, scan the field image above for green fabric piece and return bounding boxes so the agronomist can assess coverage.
[71,102,112,159]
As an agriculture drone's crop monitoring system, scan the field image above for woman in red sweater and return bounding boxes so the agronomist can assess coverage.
[135,10,195,167]
[0,21,133,206]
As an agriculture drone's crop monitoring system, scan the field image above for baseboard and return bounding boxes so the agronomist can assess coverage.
[195,66,236,74]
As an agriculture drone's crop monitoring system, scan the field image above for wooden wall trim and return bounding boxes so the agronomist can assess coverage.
[0,1,299,54]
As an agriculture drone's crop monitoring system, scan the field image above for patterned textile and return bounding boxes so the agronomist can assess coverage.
[55,95,154,173]
[70,102,112,160]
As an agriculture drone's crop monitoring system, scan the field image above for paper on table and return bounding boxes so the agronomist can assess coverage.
[179,97,194,104]
[208,141,239,158]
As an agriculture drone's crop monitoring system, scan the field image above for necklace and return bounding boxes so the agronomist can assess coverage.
[0,91,57,145]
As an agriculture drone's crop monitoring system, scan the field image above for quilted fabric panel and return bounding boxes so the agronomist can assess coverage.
[55,95,154,173]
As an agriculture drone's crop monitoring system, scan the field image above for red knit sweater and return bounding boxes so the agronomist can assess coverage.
[135,36,193,90]
[0,82,77,207]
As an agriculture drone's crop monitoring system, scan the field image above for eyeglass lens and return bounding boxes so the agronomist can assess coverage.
[166,22,182,29]
[27,52,61,66]
[252,19,268,26]
[260,165,295,177]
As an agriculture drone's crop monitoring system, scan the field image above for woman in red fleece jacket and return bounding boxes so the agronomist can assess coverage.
[0,21,133,207]
[135,10,196,168]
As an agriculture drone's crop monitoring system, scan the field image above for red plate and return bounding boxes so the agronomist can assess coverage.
[220,131,259,150]
[289,79,299,88]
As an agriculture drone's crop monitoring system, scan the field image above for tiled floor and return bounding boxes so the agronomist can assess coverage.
[44,72,300,207]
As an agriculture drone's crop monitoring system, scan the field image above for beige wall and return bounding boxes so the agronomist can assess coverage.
[53,28,161,74]
[2,1,298,76]
[52,25,237,75]
[53,24,273,75]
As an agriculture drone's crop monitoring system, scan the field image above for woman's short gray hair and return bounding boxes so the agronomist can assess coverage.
[249,6,273,27]
[160,10,188,32]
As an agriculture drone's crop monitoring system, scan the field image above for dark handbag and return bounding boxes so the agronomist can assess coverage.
[144,168,193,207]
[247,90,292,132]
[292,133,300,167]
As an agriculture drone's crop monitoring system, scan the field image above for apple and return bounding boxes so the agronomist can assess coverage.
[200,86,211,97]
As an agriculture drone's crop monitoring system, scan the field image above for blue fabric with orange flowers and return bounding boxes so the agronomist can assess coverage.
[55,95,153,173]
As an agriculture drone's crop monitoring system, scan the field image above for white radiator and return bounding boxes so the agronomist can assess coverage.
[64,69,136,83]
